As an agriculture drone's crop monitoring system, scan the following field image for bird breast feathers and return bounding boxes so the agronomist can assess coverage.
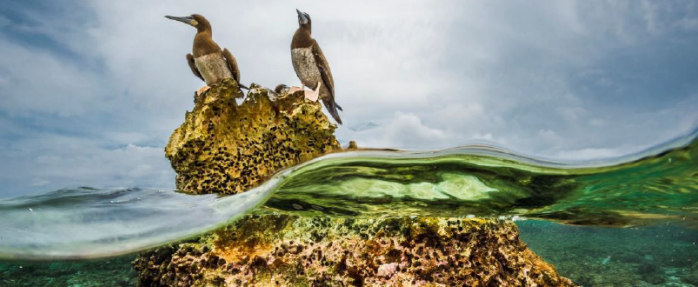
[194,52,233,85]
[292,47,321,86]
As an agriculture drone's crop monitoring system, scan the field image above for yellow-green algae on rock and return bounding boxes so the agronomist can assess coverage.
[166,79,341,195]
[133,214,575,286]
[151,80,576,286]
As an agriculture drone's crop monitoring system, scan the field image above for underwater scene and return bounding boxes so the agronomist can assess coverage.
[0,127,696,286]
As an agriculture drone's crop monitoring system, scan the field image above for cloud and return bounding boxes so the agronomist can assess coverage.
[380,112,454,148]
[0,34,104,117]
[0,1,697,197]
[538,129,562,143]
[0,131,174,198]
[556,106,587,123]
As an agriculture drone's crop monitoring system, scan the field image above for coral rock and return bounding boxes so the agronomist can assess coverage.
[165,80,341,194]
[134,214,576,286]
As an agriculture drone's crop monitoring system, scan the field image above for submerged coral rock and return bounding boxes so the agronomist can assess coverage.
[153,81,576,286]
[134,214,575,286]
[166,79,341,194]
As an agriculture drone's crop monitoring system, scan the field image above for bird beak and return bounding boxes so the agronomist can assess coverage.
[296,9,308,23]
[165,15,196,26]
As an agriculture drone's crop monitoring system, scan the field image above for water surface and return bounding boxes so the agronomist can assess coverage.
[1,129,696,259]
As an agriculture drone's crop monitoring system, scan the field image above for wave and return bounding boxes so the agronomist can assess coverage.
[0,129,696,259]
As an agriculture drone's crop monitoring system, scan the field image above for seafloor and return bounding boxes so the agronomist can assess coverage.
[0,254,137,287]
[1,220,696,286]
[518,221,698,287]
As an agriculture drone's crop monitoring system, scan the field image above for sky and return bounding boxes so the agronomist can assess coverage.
[0,1,696,198]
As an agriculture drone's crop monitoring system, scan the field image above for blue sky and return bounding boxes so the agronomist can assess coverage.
[0,1,697,198]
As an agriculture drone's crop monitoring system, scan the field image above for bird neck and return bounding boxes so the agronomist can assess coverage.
[196,20,212,34]
[193,31,220,57]
[195,30,213,40]
[301,24,311,35]
[292,26,313,48]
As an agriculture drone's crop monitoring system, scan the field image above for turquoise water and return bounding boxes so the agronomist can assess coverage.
[518,221,698,286]
[0,128,696,285]
[1,221,696,286]
[0,255,137,287]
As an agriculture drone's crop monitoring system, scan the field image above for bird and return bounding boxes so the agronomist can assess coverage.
[165,14,246,96]
[291,9,343,125]
[274,84,291,94]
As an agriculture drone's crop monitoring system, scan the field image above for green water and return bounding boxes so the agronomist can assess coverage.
[0,131,696,285]
[267,134,698,228]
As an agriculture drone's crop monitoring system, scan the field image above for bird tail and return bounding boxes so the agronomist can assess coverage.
[323,99,343,125]
[239,83,249,90]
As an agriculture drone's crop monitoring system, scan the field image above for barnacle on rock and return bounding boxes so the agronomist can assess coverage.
[143,80,577,286]
[133,214,576,286]
[166,79,341,195]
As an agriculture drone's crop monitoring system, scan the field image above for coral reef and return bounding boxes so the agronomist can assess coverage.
[134,214,575,286]
[166,79,340,195]
[151,80,579,286]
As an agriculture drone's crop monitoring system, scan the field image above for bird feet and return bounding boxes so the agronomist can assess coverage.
[287,86,303,94]
[196,86,211,97]
[304,81,322,102]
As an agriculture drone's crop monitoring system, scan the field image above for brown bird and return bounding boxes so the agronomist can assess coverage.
[165,14,246,95]
[291,9,343,125]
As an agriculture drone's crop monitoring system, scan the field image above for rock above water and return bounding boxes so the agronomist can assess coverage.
[165,79,340,194]
[149,81,577,286]
[133,214,576,286]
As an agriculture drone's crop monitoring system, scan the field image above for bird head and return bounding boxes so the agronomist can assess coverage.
[296,9,312,30]
[165,14,211,32]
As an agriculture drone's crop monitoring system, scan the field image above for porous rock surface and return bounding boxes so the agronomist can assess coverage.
[133,214,576,286]
[148,81,575,286]
[166,79,340,195]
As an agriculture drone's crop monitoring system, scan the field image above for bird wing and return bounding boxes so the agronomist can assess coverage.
[186,53,204,82]
[222,48,243,86]
[311,41,335,99]
[312,41,343,124]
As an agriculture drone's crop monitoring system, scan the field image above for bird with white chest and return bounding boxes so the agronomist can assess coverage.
[290,9,344,125]
[165,14,246,96]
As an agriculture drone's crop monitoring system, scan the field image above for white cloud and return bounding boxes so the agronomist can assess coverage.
[538,129,561,143]
[0,126,174,198]
[55,1,698,153]
[33,142,173,187]
[382,112,453,148]
[0,1,697,197]
[0,35,105,117]
[557,106,587,123]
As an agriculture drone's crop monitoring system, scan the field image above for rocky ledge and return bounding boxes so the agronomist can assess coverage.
[143,81,575,286]
[166,79,340,195]
[134,214,575,286]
